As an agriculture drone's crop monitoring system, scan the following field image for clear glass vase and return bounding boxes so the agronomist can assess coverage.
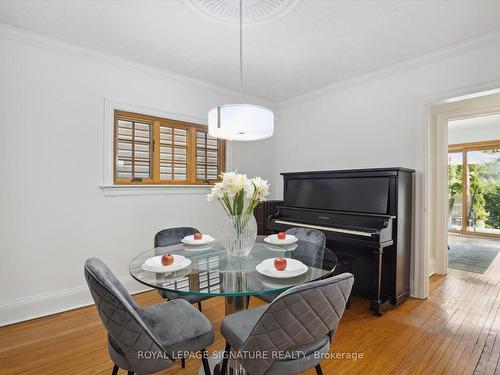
[221,213,257,257]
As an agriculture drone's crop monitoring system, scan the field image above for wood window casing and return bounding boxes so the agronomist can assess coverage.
[114,110,225,185]
[448,139,500,238]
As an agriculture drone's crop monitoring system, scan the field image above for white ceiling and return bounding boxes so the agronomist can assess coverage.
[449,113,500,130]
[1,0,500,102]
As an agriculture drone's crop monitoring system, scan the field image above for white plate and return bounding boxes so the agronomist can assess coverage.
[265,243,298,252]
[256,258,308,279]
[141,254,192,273]
[264,234,298,246]
[181,234,215,246]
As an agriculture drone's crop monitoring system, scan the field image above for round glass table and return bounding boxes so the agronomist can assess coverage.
[130,236,338,313]
[129,236,338,374]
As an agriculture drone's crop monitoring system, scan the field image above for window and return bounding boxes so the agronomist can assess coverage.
[448,139,500,237]
[114,110,225,185]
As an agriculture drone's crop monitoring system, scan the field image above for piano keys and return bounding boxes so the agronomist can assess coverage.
[268,167,414,316]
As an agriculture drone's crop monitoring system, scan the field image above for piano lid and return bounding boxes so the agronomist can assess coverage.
[283,175,390,215]
[281,167,415,177]
[281,168,414,216]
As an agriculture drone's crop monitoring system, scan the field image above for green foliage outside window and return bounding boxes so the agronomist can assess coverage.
[448,164,462,198]
[485,185,500,229]
[448,151,499,229]
[468,164,490,223]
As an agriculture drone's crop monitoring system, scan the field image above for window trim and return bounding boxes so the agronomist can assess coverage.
[101,99,232,194]
[114,110,226,185]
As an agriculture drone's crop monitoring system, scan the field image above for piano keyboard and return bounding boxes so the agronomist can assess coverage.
[274,220,374,238]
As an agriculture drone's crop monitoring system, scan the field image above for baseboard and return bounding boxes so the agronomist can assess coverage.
[0,276,151,327]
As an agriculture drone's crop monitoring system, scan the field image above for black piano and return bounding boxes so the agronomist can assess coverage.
[268,167,414,316]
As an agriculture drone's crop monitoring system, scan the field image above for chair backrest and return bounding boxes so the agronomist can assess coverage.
[154,227,199,247]
[238,272,354,375]
[84,258,173,373]
[285,227,326,248]
[286,227,327,269]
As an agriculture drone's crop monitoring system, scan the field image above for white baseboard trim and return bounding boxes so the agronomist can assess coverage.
[0,276,151,327]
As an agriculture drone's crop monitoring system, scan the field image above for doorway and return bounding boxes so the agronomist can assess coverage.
[427,92,500,278]
[447,116,500,273]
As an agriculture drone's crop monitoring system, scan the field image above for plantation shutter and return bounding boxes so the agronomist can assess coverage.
[114,111,225,185]
[115,119,152,182]
[196,130,221,182]
[159,125,188,181]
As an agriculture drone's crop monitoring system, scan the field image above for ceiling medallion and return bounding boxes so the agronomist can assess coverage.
[188,0,300,25]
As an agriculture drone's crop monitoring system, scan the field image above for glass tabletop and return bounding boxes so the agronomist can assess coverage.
[129,236,338,297]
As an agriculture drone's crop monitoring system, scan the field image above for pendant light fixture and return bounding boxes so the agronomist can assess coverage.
[208,0,274,141]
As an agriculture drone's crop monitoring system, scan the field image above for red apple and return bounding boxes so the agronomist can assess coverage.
[161,253,174,266]
[277,232,286,240]
[194,232,203,240]
[274,258,287,271]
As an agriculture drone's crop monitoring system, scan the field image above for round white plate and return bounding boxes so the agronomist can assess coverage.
[256,258,308,279]
[142,254,192,273]
[182,234,215,246]
[265,243,298,252]
[264,234,298,246]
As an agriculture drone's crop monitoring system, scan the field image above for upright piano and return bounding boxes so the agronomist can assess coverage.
[268,167,414,315]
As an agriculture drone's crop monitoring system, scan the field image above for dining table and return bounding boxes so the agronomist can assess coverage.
[129,235,339,374]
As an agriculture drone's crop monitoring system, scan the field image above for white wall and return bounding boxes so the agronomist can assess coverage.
[0,28,273,325]
[275,36,500,291]
[3,25,500,325]
[231,137,278,198]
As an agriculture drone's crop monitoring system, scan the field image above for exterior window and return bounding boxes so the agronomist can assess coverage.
[448,139,500,237]
[114,110,225,185]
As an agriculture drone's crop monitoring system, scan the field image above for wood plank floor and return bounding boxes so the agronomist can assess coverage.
[2,252,500,375]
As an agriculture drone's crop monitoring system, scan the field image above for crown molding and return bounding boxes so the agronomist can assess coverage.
[0,23,274,107]
[277,30,500,108]
[2,22,499,111]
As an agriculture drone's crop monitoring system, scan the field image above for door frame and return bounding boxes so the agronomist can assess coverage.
[427,94,500,276]
[414,85,500,299]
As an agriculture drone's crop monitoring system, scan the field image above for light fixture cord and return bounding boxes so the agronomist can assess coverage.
[239,0,243,100]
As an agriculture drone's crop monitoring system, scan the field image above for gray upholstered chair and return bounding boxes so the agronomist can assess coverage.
[154,227,213,312]
[84,257,214,375]
[256,227,327,303]
[220,272,354,375]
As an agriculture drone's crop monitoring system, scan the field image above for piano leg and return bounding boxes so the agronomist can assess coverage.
[370,247,384,316]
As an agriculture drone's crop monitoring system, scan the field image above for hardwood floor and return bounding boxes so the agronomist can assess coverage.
[2,252,500,375]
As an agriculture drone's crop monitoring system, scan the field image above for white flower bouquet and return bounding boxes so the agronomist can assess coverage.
[207,171,270,216]
[207,171,270,256]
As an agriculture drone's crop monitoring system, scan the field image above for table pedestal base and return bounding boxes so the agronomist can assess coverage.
[199,296,249,375]
[197,350,247,375]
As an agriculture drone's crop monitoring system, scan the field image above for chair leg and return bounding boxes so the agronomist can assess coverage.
[201,348,211,375]
[198,301,203,312]
[315,364,323,375]
[111,365,119,375]
[181,358,186,368]
[221,342,231,375]
[346,297,351,309]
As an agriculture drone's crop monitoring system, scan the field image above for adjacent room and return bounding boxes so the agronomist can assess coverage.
[1,1,500,374]
[448,114,500,275]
